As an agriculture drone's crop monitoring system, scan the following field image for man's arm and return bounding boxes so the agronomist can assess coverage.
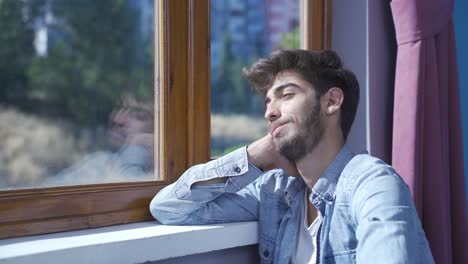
[191,134,299,187]
[150,146,263,224]
[351,164,434,263]
[150,135,298,225]
[114,145,152,177]
[111,133,154,178]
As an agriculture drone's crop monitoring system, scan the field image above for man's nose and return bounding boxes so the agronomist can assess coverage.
[112,109,129,126]
[264,102,280,122]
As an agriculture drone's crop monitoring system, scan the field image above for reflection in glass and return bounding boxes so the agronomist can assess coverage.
[0,0,158,189]
[210,0,300,156]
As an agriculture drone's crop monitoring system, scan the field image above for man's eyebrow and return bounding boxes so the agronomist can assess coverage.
[271,82,301,94]
[128,105,154,116]
[265,83,301,105]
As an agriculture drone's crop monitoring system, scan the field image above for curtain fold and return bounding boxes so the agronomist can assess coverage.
[390,0,468,263]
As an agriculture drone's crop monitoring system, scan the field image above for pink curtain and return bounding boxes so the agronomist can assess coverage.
[391,0,468,263]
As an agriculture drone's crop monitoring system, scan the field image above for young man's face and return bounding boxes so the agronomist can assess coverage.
[264,71,324,162]
[108,97,154,148]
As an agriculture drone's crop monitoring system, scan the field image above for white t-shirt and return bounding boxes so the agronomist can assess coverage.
[292,191,322,264]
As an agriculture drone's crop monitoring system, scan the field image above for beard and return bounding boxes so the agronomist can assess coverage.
[276,101,324,162]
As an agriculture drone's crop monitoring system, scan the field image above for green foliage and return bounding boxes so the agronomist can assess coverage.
[211,143,246,158]
[211,27,300,117]
[0,0,154,125]
[0,0,40,101]
[222,144,246,155]
[279,27,300,49]
[211,33,264,116]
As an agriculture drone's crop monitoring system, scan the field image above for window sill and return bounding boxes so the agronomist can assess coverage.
[0,221,259,264]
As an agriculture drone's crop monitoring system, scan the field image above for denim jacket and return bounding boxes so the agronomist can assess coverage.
[150,145,434,263]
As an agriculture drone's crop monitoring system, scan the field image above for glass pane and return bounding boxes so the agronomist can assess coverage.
[210,0,300,156]
[0,0,159,190]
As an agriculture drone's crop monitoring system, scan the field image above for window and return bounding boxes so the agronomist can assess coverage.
[210,0,331,156]
[210,0,301,156]
[0,0,330,239]
[1,0,158,190]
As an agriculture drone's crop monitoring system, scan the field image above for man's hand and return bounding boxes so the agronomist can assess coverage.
[126,133,154,154]
[247,134,300,176]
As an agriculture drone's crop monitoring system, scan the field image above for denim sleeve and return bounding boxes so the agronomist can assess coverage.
[115,145,151,177]
[351,165,434,263]
[149,147,264,225]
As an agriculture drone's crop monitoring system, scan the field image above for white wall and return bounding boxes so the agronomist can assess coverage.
[367,0,397,163]
[332,0,396,162]
[331,0,368,153]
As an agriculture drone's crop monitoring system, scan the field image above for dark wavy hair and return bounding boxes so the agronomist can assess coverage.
[243,49,360,140]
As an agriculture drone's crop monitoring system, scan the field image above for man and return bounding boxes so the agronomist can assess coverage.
[42,95,155,187]
[108,95,155,159]
[150,49,434,263]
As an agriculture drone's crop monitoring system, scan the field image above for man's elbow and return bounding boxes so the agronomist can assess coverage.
[149,198,191,225]
[150,209,190,225]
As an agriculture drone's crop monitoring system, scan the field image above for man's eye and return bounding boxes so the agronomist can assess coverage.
[283,93,294,98]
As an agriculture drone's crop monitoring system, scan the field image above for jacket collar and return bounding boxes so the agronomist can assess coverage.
[309,144,354,208]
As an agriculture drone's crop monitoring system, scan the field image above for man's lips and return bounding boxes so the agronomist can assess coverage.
[270,122,288,136]
[108,129,126,142]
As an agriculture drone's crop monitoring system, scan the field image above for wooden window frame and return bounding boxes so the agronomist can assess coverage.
[301,0,332,50]
[0,0,330,239]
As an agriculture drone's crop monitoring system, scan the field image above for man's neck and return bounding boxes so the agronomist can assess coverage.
[296,132,344,190]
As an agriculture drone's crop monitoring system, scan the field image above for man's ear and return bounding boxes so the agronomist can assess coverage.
[322,87,344,115]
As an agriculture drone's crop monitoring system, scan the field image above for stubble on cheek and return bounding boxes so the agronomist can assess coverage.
[277,103,323,162]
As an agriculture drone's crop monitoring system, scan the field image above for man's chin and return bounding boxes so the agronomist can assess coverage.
[274,134,293,149]
[108,131,126,148]
[277,138,308,163]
